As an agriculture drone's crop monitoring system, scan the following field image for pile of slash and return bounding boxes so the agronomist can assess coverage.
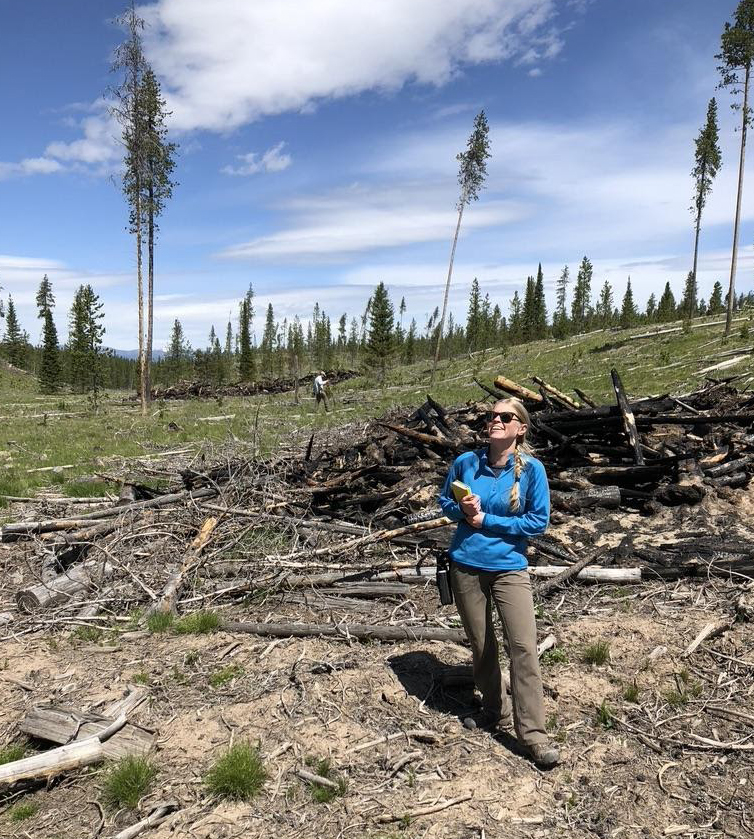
[0,367,753,838]
[150,369,357,400]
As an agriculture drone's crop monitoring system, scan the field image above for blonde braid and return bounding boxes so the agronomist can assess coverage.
[509,443,524,512]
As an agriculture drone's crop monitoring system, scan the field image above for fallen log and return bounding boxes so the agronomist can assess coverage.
[531,376,581,409]
[223,621,467,643]
[551,485,621,511]
[703,456,752,478]
[151,517,219,615]
[16,560,114,611]
[378,422,455,449]
[493,375,543,403]
[537,550,609,596]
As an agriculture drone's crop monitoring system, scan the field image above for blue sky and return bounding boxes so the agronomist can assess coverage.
[0,0,752,350]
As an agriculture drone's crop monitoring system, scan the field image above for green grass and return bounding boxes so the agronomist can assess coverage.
[101,756,157,810]
[662,669,702,706]
[132,671,150,685]
[175,610,222,634]
[71,625,103,643]
[582,640,611,666]
[209,664,244,688]
[595,700,615,730]
[147,611,175,633]
[8,802,39,822]
[204,742,267,801]
[541,646,568,665]
[303,757,348,803]
[0,742,27,765]
[622,682,640,703]
[61,479,113,498]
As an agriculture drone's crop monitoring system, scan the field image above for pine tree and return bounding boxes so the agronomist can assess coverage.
[347,318,359,366]
[522,276,536,342]
[679,271,699,321]
[596,280,615,327]
[619,277,638,329]
[238,286,255,381]
[261,303,276,377]
[68,285,106,407]
[717,1,754,334]
[223,319,234,381]
[690,98,722,319]
[646,293,657,322]
[166,318,190,381]
[508,291,523,344]
[571,257,593,333]
[552,265,570,338]
[533,263,548,335]
[709,281,724,314]
[466,277,482,351]
[365,282,395,383]
[432,110,491,381]
[657,282,677,323]
[2,296,25,368]
[403,318,417,364]
[36,276,60,392]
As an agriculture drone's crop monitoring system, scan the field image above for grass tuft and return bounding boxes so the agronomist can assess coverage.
[303,757,347,803]
[147,611,175,633]
[582,640,611,666]
[622,682,640,703]
[0,741,27,765]
[8,802,39,822]
[175,610,222,635]
[71,625,103,643]
[595,700,615,730]
[204,742,267,801]
[209,664,244,688]
[541,646,568,665]
[101,755,157,810]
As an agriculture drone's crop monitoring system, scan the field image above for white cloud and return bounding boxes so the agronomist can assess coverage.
[44,109,122,170]
[0,157,63,180]
[221,141,292,176]
[143,0,563,132]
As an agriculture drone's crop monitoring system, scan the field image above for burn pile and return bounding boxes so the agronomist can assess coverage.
[150,369,358,400]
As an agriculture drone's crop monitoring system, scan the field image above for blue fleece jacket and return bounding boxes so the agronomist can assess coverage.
[439,448,550,571]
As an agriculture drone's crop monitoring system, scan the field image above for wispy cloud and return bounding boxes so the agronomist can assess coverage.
[0,157,63,180]
[221,141,292,176]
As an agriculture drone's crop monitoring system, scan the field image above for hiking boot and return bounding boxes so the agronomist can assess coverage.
[522,741,560,767]
[462,709,512,731]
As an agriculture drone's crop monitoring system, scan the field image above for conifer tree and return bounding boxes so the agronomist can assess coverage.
[552,265,570,338]
[166,318,190,381]
[36,275,60,392]
[522,275,536,342]
[508,291,523,344]
[679,271,699,321]
[690,98,722,319]
[403,318,417,364]
[223,319,234,381]
[571,257,593,333]
[365,282,395,384]
[432,110,491,382]
[533,263,548,335]
[3,296,25,367]
[68,285,106,407]
[718,0,754,334]
[646,293,657,322]
[466,277,482,351]
[657,282,677,322]
[596,280,615,327]
[619,277,638,329]
[337,314,347,354]
[261,303,276,377]
[709,280,724,314]
[347,318,359,366]
[238,286,255,381]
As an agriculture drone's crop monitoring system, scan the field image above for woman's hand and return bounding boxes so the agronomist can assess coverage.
[459,494,481,517]
[465,510,485,529]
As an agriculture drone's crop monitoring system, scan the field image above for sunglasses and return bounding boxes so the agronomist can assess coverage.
[485,410,521,424]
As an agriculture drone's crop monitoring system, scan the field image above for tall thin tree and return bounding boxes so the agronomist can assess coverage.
[690,98,722,321]
[717,0,754,335]
[431,110,491,382]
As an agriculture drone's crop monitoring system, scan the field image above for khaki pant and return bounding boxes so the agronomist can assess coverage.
[451,563,547,745]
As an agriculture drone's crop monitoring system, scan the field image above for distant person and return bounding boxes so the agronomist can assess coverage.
[439,397,559,768]
[313,371,330,412]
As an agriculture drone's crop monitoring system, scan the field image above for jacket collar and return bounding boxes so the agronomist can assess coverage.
[479,447,515,474]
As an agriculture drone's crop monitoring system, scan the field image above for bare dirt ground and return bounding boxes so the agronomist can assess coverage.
[1,501,752,839]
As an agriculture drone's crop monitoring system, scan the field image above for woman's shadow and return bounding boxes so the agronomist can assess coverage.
[387,650,522,755]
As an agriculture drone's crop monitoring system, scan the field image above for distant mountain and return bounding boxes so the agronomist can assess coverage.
[109,348,166,361]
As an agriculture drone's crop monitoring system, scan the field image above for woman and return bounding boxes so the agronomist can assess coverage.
[439,397,559,767]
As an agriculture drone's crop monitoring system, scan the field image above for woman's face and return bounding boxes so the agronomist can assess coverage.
[486,401,526,448]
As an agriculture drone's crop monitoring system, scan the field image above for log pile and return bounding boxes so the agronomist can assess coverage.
[150,369,358,400]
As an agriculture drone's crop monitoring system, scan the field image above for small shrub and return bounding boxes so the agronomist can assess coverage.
[102,756,156,810]
[546,712,559,732]
[741,323,750,340]
[132,672,150,685]
[622,682,640,703]
[0,741,27,765]
[582,640,611,666]
[204,742,267,801]
[8,802,38,822]
[209,664,244,688]
[304,757,347,803]
[595,700,615,730]
[542,646,568,665]
[72,625,103,643]
[147,611,174,633]
[184,649,200,666]
[175,610,222,635]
